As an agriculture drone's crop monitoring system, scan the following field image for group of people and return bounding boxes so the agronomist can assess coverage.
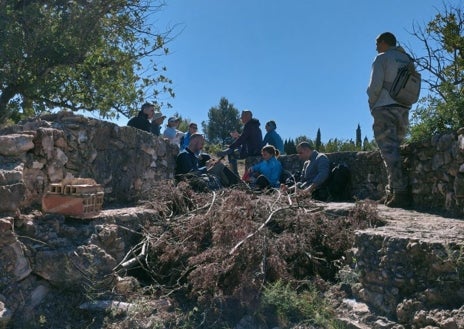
[171,109,334,199]
[174,109,288,191]
[127,102,193,148]
[127,31,413,208]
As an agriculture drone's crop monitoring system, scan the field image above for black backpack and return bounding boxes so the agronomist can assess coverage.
[327,163,352,201]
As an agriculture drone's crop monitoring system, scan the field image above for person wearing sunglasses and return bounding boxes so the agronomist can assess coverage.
[180,122,198,151]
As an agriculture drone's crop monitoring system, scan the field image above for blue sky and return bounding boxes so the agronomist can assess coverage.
[115,0,443,142]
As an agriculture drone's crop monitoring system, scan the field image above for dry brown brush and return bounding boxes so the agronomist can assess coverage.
[136,185,385,325]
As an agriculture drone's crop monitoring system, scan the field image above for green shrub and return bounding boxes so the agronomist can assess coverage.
[261,280,345,328]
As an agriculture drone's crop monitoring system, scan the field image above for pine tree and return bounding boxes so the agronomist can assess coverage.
[356,124,362,150]
[202,97,241,145]
[315,128,322,150]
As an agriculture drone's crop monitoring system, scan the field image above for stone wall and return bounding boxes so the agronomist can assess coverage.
[0,111,178,214]
[1,112,464,216]
[1,112,464,327]
[352,207,464,322]
[274,150,388,201]
[250,128,464,216]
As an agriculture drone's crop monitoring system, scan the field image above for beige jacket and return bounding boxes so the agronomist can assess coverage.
[367,46,411,110]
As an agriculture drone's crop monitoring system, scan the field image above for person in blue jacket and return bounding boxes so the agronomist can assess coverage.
[247,144,282,189]
[180,122,198,151]
[262,120,285,155]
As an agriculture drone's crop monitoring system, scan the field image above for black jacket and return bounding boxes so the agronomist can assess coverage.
[229,118,263,157]
[127,111,151,132]
[175,148,206,177]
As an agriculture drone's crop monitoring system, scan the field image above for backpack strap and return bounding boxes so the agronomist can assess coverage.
[382,49,416,91]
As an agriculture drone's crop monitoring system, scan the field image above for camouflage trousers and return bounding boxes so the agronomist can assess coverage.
[372,106,409,193]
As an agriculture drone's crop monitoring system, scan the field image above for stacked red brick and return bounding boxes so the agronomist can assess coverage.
[42,178,104,218]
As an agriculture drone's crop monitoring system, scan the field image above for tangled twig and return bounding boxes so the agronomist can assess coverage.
[229,206,291,255]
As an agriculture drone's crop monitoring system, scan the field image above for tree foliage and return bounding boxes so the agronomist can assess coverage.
[284,139,297,155]
[356,124,362,149]
[202,97,241,145]
[315,128,322,150]
[295,135,312,146]
[0,0,174,125]
[283,131,377,154]
[409,2,464,140]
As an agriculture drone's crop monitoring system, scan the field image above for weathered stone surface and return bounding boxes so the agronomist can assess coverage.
[0,161,26,214]
[0,112,178,213]
[2,112,464,216]
[0,206,164,327]
[1,113,464,328]
[0,235,31,283]
[0,202,462,328]
[352,204,464,322]
[0,134,34,156]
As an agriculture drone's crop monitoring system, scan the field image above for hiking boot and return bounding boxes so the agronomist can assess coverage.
[385,191,411,208]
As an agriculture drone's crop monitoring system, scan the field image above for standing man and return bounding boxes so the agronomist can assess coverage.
[127,102,155,132]
[367,32,412,208]
[219,110,262,175]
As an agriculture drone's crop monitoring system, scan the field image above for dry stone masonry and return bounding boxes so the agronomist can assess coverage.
[0,111,178,215]
[1,112,464,328]
[1,111,464,216]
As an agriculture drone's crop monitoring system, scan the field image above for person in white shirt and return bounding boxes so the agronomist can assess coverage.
[163,116,184,146]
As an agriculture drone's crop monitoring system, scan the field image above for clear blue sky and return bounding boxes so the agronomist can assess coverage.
[115,0,442,142]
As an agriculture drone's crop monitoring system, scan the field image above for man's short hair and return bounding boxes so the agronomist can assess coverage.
[141,102,155,111]
[189,133,203,142]
[241,110,252,117]
[297,141,314,150]
[376,32,396,47]
[266,120,276,129]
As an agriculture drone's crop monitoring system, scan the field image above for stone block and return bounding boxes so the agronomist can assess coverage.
[0,183,26,213]
[0,134,34,156]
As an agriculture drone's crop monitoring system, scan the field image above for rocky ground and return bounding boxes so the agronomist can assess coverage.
[2,187,464,329]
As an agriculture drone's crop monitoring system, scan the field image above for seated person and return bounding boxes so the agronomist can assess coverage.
[127,102,155,132]
[282,141,330,201]
[164,116,185,146]
[262,120,285,155]
[175,134,238,189]
[180,122,198,151]
[247,144,282,190]
[175,133,210,177]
